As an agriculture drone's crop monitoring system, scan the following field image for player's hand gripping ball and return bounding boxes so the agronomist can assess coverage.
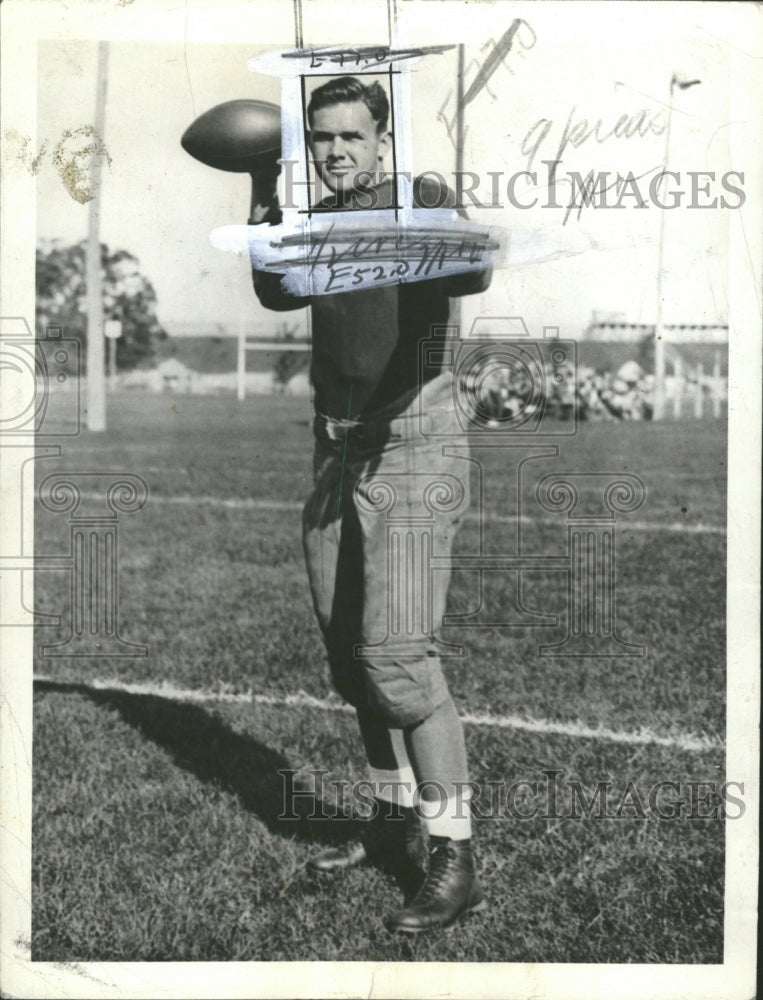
[181,99,281,174]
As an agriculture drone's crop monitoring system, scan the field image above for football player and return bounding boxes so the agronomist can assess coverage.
[249,75,492,934]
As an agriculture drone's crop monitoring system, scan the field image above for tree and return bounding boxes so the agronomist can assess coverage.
[272,322,309,392]
[36,240,167,371]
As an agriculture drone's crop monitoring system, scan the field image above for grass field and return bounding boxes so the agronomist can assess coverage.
[32,391,727,963]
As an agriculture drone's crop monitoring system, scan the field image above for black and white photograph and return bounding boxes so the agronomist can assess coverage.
[299,72,400,211]
[0,1,759,998]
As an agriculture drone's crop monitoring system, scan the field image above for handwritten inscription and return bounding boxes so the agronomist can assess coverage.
[274,223,494,293]
[286,44,454,69]
[278,223,490,269]
[324,261,413,292]
[274,221,497,294]
[212,215,502,297]
[559,165,663,225]
[249,45,454,77]
[459,20,537,111]
[438,20,537,153]
[522,104,667,176]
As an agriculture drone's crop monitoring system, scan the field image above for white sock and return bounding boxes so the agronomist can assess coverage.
[367,766,416,809]
[417,786,473,840]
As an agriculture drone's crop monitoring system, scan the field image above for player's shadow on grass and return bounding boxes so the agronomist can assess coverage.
[34,679,364,850]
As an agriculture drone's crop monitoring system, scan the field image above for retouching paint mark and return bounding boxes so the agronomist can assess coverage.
[51,126,112,204]
[2,130,48,175]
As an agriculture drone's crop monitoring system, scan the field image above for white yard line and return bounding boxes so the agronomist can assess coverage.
[33,674,723,753]
[74,492,726,535]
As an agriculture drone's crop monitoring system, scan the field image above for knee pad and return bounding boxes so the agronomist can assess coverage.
[362,652,451,728]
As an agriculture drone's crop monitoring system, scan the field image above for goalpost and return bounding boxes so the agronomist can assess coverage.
[236,322,309,401]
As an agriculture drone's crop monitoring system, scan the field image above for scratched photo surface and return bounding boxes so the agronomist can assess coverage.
[11,2,756,993]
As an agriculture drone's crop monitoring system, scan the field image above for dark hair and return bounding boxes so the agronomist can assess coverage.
[307,76,389,132]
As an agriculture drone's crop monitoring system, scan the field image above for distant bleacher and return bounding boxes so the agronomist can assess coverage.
[581,321,728,377]
[585,321,728,344]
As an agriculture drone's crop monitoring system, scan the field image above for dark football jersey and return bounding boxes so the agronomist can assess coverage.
[252,175,492,418]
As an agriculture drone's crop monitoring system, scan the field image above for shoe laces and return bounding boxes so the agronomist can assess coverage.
[415,841,457,902]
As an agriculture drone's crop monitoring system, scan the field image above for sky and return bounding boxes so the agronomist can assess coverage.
[33,2,745,340]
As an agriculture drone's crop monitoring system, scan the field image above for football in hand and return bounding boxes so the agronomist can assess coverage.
[181,99,281,173]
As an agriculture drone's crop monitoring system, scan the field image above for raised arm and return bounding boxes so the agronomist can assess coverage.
[249,170,310,313]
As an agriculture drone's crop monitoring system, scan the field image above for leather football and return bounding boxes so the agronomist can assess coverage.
[181,99,281,173]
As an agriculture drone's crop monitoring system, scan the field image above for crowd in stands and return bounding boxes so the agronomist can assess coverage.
[469,358,655,424]
[572,361,654,421]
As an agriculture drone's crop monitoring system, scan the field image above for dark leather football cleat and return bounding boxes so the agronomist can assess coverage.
[308,801,427,883]
[307,839,368,874]
[384,836,487,934]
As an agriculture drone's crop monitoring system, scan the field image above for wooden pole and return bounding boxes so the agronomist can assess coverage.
[108,335,116,392]
[455,44,465,186]
[672,353,682,419]
[694,363,704,418]
[450,44,466,336]
[237,323,246,402]
[86,41,109,431]
[653,80,674,422]
[654,76,702,420]
[712,349,721,418]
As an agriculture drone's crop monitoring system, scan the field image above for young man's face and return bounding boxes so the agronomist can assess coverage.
[308,101,390,196]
